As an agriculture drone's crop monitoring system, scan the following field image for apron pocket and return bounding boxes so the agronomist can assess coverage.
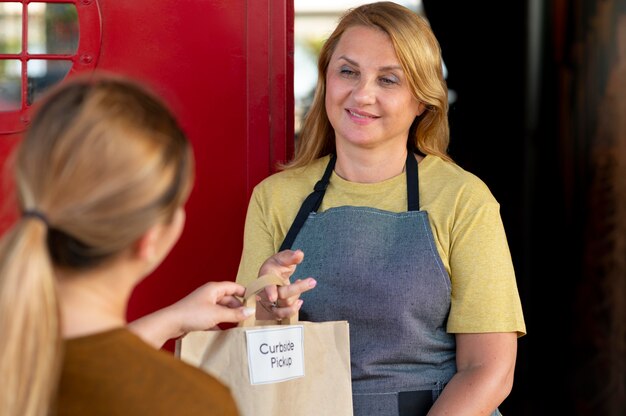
[398,390,434,416]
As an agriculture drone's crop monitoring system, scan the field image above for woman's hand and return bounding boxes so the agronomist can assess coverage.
[255,249,317,321]
[128,281,255,349]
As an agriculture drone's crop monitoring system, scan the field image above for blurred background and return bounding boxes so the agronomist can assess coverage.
[1,0,624,414]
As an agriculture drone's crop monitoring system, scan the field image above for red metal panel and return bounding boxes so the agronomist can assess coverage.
[0,133,19,234]
[246,0,271,195]
[92,0,250,320]
[270,0,294,170]
[0,1,294,343]
[246,0,294,199]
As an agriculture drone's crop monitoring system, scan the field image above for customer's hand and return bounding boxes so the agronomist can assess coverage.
[128,281,254,348]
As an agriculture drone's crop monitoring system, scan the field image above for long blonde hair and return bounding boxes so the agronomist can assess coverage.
[0,74,194,416]
[285,1,451,169]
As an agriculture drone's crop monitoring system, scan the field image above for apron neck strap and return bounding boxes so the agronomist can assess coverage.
[280,153,420,250]
[406,151,420,211]
[280,154,336,251]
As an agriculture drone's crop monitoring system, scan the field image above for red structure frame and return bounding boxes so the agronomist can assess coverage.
[0,0,295,350]
[0,0,100,134]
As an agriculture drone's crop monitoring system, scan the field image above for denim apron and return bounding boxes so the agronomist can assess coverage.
[280,153,457,416]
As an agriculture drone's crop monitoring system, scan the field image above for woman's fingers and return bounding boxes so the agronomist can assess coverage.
[263,284,280,303]
[216,294,244,309]
[190,304,255,331]
[262,277,316,304]
[277,278,317,305]
[272,299,304,320]
[258,249,305,280]
[255,277,317,320]
[208,281,247,299]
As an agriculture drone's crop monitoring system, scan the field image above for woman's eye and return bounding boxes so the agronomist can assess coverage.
[340,67,357,77]
[380,76,398,85]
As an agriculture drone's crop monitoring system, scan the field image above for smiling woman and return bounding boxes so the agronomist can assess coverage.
[324,25,425,173]
[293,0,424,138]
[238,2,526,416]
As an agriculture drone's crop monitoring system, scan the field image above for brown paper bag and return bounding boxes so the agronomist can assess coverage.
[175,274,353,416]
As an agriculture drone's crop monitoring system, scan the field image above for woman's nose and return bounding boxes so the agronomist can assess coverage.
[351,78,376,105]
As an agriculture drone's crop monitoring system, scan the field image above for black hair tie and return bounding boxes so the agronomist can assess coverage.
[22,210,49,227]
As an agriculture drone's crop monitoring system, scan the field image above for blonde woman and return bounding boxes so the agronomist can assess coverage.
[236,2,527,415]
[0,75,253,415]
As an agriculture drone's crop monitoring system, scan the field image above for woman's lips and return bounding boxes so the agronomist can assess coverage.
[346,108,379,124]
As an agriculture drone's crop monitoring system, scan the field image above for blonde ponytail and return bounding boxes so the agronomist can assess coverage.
[0,218,60,416]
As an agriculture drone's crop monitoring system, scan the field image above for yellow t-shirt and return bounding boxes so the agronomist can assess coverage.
[237,154,526,336]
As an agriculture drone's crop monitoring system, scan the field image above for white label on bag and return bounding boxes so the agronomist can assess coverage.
[245,325,305,385]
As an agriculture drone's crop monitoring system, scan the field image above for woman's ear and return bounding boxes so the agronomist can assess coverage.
[135,225,160,264]
[416,101,427,117]
[134,208,186,271]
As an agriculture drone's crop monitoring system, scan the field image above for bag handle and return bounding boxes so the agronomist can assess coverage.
[240,274,298,327]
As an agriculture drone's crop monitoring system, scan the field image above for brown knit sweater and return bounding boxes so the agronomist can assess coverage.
[54,328,239,415]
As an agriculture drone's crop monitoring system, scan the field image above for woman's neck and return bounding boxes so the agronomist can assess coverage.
[334,146,409,183]
[56,260,138,339]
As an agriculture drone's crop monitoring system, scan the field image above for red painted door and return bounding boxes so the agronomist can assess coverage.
[0,0,294,345]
